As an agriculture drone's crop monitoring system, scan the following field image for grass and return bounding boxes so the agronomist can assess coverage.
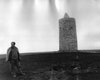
[0,52,100,80]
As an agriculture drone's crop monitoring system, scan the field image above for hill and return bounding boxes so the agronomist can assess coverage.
[0,51,100,80]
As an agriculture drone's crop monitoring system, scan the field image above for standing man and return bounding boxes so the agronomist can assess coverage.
[6,42,24,77]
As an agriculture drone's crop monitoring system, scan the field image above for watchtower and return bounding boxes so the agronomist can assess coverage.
[59,13,77,51]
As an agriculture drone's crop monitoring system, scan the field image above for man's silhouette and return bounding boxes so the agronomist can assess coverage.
[6,42,24,77]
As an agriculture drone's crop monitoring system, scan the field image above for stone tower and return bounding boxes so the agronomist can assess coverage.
[59,13,77,51]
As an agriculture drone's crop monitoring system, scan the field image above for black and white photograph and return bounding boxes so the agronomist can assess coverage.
[0,0,100,80]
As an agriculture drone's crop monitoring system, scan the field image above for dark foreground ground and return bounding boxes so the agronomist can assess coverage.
[1,51,100,80]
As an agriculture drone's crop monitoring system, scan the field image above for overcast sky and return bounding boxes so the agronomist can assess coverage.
[0,0,99,54]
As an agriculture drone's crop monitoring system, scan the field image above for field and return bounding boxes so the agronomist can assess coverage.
[0,51,100,80]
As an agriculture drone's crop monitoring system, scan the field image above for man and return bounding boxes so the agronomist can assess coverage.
[6,42,24,77]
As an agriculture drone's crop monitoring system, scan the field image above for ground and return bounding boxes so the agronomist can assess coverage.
[0,52,100,80]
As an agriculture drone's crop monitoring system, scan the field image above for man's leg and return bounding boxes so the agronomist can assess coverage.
[10,61,17,77]
[16,61,25,75]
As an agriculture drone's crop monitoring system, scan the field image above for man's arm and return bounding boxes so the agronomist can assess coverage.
[6,48,11,62]
[17,48,21,61]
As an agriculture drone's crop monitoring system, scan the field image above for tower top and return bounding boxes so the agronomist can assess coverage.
[59,13,75,23]
[64,13,69,18]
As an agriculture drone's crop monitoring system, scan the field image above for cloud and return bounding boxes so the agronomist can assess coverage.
[67,0,100,50]
[0,0,100,54]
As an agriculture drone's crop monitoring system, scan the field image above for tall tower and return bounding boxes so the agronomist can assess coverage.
[59,13,77,52]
